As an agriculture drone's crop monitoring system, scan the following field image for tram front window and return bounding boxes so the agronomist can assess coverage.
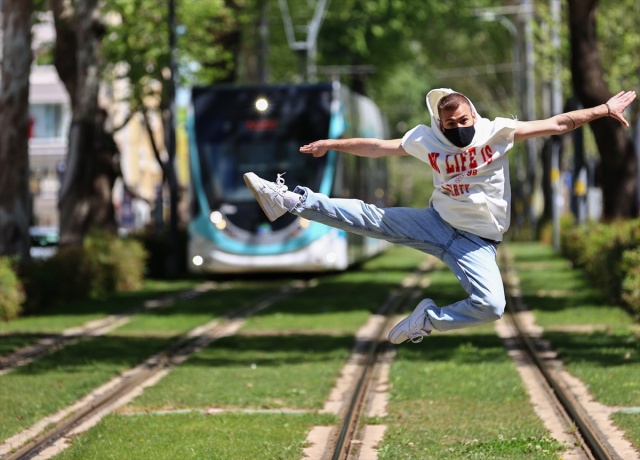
[193,85,332,210]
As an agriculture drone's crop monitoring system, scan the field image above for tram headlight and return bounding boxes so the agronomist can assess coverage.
[326,252,337,263]
[210,211,222,224]
[192,255,204,266]
[210,211,227,230]
[255,97,269,112]
[299,218,311,229]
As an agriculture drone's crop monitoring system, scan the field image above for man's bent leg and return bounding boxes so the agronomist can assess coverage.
[424,232,505,332]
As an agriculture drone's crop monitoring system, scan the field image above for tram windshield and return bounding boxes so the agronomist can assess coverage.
[192,85,332,206]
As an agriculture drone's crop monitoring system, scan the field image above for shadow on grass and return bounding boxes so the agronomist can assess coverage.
[185,332,511,368]
[544,330,640,368]
[11,335,174,376]
[0,333,52,357]
[393,332,510,365]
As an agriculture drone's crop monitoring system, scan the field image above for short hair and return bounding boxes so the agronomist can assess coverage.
[437,93,471,117]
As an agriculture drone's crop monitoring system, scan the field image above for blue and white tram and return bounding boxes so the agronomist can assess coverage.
[187,81,391,274]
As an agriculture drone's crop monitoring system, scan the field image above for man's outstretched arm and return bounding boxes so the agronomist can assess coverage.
[299,138,407,158]
[514,90,636,141]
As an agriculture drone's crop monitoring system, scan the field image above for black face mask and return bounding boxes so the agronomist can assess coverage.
[442,125,475,148]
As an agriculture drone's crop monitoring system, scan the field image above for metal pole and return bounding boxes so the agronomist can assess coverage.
[550,0,562,251]
[522,0,538,231]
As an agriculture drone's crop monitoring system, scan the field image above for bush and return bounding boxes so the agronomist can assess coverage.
[621,247,640,317]
[25,246,95,310]
[560,218,640,312]
[0,256,25,321]
[24,230,148,312]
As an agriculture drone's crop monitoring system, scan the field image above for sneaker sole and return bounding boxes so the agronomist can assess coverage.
[388,318,417,344]
[243,173,286,222]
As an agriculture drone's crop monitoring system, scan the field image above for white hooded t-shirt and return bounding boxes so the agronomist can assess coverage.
[401,88,517,242]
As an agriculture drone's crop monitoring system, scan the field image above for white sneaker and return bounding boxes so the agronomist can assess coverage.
[243,172,299,222]
[388,299,435,344]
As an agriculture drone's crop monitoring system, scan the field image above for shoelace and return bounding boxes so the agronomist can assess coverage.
[273,172,289,194]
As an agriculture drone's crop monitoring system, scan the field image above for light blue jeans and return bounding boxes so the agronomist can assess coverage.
[290,186,505,332]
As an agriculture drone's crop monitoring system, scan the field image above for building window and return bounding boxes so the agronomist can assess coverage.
[29,103,69,139]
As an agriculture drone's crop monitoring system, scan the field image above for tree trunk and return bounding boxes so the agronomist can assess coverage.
[0,0,34,261]
[568,0,637,218]
[52,0,117,247]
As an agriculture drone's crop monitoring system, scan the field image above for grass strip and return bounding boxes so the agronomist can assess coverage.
[53,412,336,460]
[111,283,277,336]
[126,333,354,411]
[378,332,566,459]
[0,280,203,336]
[243,245,428,334]
[126,248,429,411]
[0,335,172,439]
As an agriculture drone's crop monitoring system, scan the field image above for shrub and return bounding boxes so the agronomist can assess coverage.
[108,237,147,291]
[560,218,640,312]
[24,230,148,312]
[0,256,25,321]
[24,246,95,311]
[621,247,640,318]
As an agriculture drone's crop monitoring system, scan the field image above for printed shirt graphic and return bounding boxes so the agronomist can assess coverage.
[401,117,517,241]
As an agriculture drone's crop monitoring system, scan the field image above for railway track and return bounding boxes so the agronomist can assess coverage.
[3,279,314,460]
[317,261,436,460]
[319,250,630,460]
[3,251,632,459]
[500,250,626,460]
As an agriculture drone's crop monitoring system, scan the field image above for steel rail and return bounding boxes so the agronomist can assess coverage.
[330,262,436,460]
[501,252,621,460]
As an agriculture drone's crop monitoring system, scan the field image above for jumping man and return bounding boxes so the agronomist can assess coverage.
[243,88,637,344]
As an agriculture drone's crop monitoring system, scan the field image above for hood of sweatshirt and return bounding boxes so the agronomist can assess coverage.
[425,88,484,148]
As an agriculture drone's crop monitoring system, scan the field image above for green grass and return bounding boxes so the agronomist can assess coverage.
[53,412,336,460]
[544,330,640,406]
[0,280,203,335]
[0,335,172,439]
[113,285,276,336]
[243,246,430,334]
[126,334,354,411]
[611,412,640,452]
[0,283,286,439]
[378,332,566,459]
[506,243,634,328]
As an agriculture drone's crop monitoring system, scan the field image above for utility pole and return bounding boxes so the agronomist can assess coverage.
[278,0,330,81]
[521,0,538,232]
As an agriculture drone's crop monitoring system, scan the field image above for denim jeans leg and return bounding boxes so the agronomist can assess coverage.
[290,187,505,332]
